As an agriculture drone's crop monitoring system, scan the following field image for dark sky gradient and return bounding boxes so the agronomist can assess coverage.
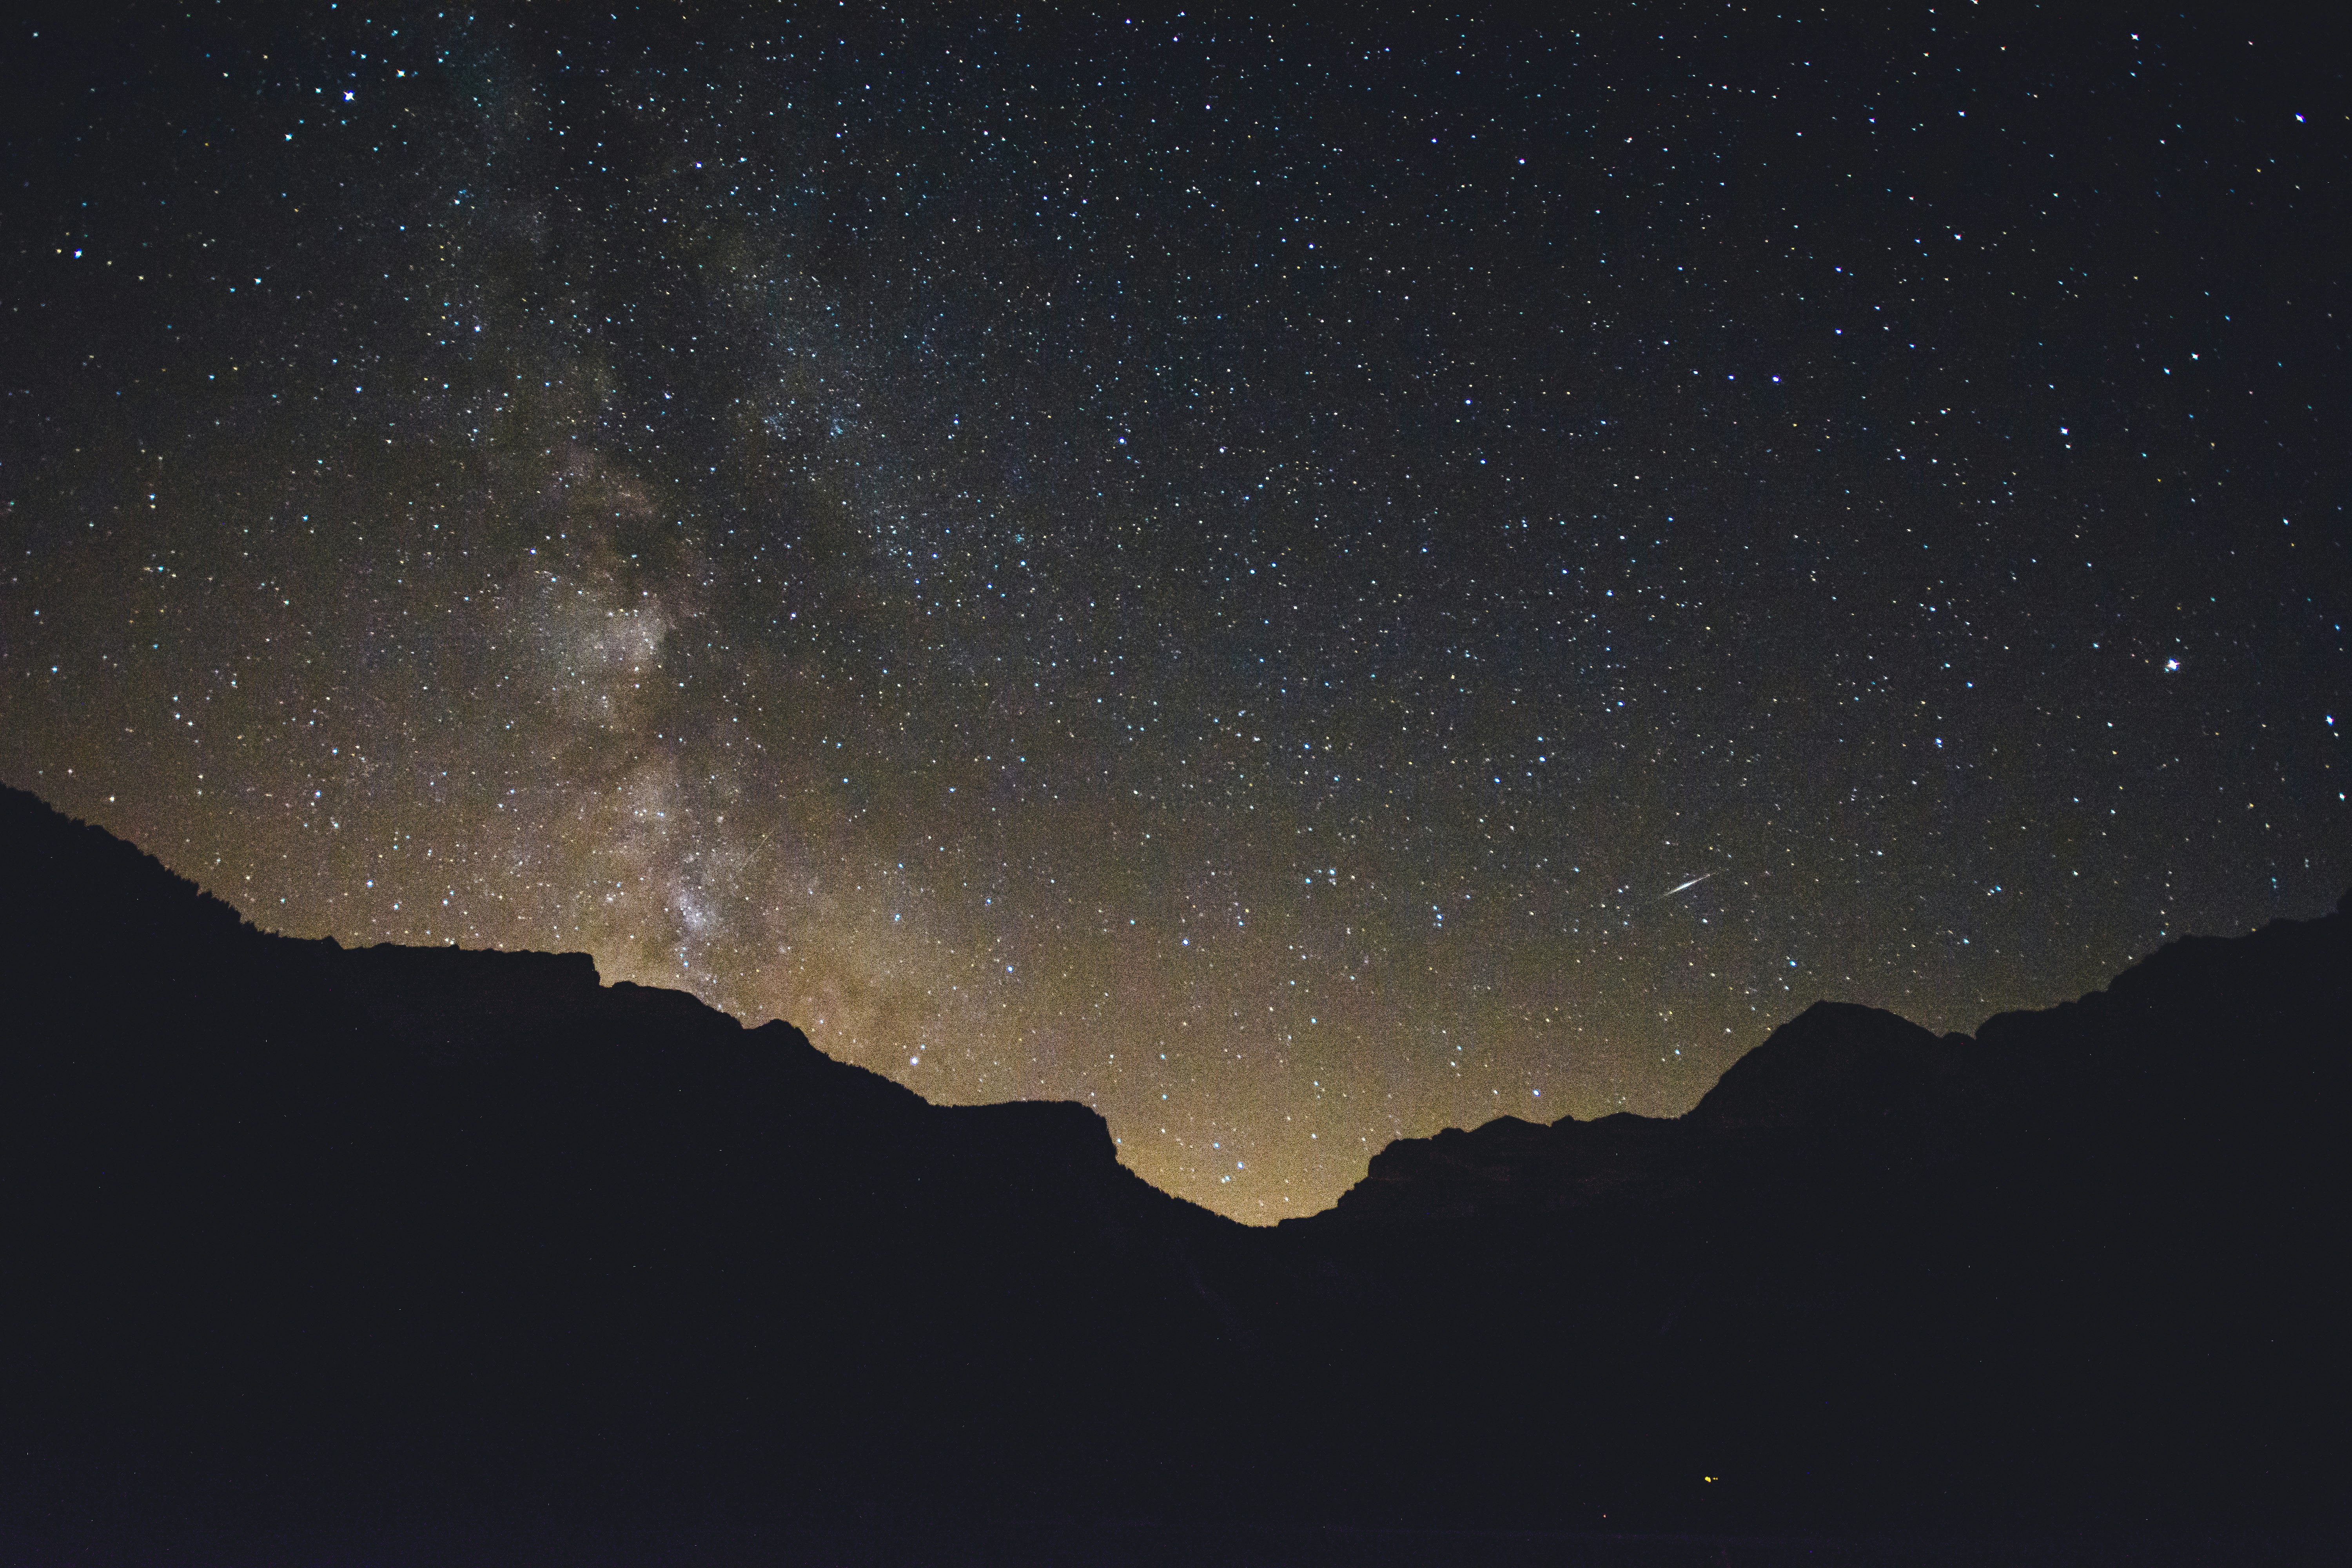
[5,2,2346,1218]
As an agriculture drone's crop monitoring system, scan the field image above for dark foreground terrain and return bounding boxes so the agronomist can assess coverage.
[1,784,2341,1563]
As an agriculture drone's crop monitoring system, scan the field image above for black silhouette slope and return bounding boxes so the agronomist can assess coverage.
[1263,894,2347,1532]
[2,783,2343,1552]
[0,785,1254,1541]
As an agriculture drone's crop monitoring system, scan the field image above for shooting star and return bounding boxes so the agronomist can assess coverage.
[1657,873,1714,900]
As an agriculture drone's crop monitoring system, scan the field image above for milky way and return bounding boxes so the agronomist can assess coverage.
[5,4,2346,1216]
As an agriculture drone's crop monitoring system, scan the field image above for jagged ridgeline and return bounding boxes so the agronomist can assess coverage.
[1,782,2343,1552]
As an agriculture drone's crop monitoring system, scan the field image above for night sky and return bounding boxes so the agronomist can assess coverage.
[5,3,2346,1219]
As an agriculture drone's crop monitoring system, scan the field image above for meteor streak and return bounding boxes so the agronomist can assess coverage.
[1659,873,1714,900]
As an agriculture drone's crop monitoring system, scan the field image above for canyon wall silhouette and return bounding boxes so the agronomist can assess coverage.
[1,783,2341,1550]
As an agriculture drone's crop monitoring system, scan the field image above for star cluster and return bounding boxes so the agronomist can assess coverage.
[4,4,2346,1217]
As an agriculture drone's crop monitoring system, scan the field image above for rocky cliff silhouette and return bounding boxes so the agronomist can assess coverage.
[2,783,2342,1556]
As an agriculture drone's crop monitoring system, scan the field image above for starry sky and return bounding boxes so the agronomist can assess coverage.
[4,3,2347,1218]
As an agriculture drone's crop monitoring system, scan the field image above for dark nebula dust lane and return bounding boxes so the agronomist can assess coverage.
[3,3,2345,1217]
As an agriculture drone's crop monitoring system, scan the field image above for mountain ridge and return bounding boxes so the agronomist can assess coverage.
[2,782,2343,1553]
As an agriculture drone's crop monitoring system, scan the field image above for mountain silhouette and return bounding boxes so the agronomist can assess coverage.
[1,783,2342,1559]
